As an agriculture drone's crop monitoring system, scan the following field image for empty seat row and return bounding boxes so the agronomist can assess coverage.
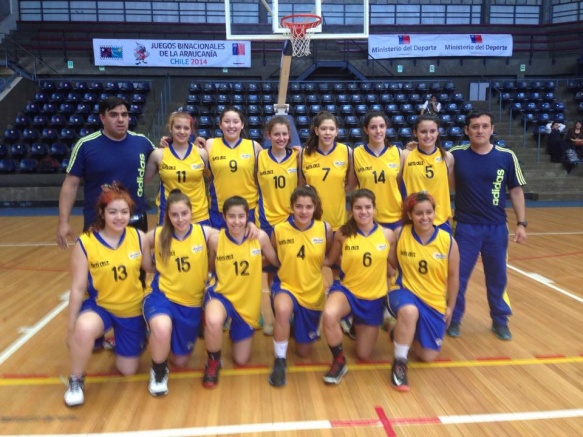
[492,80,557,93]
[23,101,143,116]
[33,91,146,105]
[40,80,150,94]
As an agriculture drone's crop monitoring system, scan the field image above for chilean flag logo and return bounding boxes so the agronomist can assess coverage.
[470,35,483,44]
[398,35,411,45]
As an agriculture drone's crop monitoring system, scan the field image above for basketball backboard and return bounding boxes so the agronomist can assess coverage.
[225,0,369,41]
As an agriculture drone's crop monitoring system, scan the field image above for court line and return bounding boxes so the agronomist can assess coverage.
[1,409,582,436]
[507,264,583,304]
[2,355,582,386]
[0,292,69,367]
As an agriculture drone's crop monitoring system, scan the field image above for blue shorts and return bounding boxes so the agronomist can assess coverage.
[204,288,255,342]
[380,220,402,231]
[387,288,445,351]
[143,290,202,356]
[436,221,452,234]
[80,299,146,357]
[209,208,256,230]
[272,288,321,343]
[196,218,212,227]
[328,281,384,326]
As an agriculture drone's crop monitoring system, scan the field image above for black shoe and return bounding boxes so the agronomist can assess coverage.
[446,321,461,337]
[268,358,287,387]
[492,323,512,341]
[323,359,347,385]
[390,358,410,392]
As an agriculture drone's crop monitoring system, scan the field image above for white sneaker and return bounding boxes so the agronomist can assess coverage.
[148,368,169,396]
[64,376,85,407]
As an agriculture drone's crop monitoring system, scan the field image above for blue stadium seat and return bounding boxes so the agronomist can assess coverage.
[19,158,37,173]
[439,114,453,127]
[355,104,368,115]
[232,82,245,93]
[336,94,349,104]
[392,141,404,149]
[385,104,399,115]
[50,114,66,128]
[41,128,59,142]
[374,83,386,93]
[444,103,460,115]
[359,83,372,92]
[344,116,359,127]
[460,102,473,114]
[494,139,507,148]
[516,80,528,91]
[394,93,407,104]
[201,94,215,105]
[184,105,198,115]
[73,81,88,92]
[0,159,17,173]
[79,127,94,138]
[232,94,246,105]
[24,102,41,115]
[104,81,119,92]
[299,128,310,141]
[429,82,441,93]
[406,114,418,127]
[324,104,338,114]
[135,82,151,93]
[530,81,543,92]
[248,116,262,127]
[59,128,77,142]
[543,80,556,91]
[388,83,402,93]
[339,105,354,115]
[217,94,231,105]
[437,93,450,104]
[66,92,81,104]
[553,112,566,123]
[346,83,359,93]
[336,128,348,141]
[14,115,31,128]
[447,126,463,142]
[57,80,72,92]
[443,81,456,93]
[309,104,322,115]
[262,83,275,93]
[333,83,346,94]
[0,143,7,159]
[84,114,102,128]
[10,143,28,159]
[76,103,91,115]
[129,115,138,129]
[452,93,464,104]
[198,116,213,128]
[350,94,363,104]
[397,127,413,142]
[539,102,551,113]
[131,94,146,105]
[249,128,263,142]
[197,129,211,139]
[380,94,394,104]
[30,143,48,159]
[391,115,406,127]
[22,128,39,142]
[453,114,466,126]
[513,92,526,103]
[59,103,75,115]
[32,115,48,128]
[189,82,202,94]
[247,105,261,115]
[290,94,304,105]
[365,94,378,104]
[186,95,200,105]
[408,93,422,104]
[529,92,543,103]
[247,82,260,93]
[34,92,48,103]
[263,105,275,116]
[129,104,142,115]
[306,94,321,105]
[68,115,84,128]
[402,83,414,93]
[416,82,428,93]
[442,140,454,150]
[385,128,397,140]
[296,116,310,127]
[543,92,555,103]
[349,128,363,141]
[370,104,383,112]
[89,81,103,92]
[118,81,134,93]
[502,81,516,92]
[40,81,56,92]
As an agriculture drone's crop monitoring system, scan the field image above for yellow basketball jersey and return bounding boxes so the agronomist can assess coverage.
[353,144,402,224]
[79,228,144,317]
[208,138,257,212]
[149,224,208,307]
[256,148,298,229]
[402,148,452,225]
[156,144,208,224]
[392,224,452,314]
[210,229,263,327]
[339,224,390,300]
[301,143,350,231]
[273,218,327,310]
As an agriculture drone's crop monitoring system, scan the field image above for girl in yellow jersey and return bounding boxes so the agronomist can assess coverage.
[353,111,406,230]
[143,190,218,397]
[268,186,332,387]
[387,192,459,392]
[65,183,152,407]
[299,111,357,231]
[203,196,279,388]
[401,115,455,232]
[145,112,210,225]
[321,189,395,385]
[256,116,299,336]
[206,107,263,229]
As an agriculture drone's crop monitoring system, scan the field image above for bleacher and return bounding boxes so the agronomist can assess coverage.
[182,79,474,149]
[0,79,151,174]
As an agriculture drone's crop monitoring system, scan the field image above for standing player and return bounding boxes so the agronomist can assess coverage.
[401,115,455,232]
[387,192,459,391]
[353,111,404,230]
[64,183,151,407]
[256,116,299,335]
[206,107,263,229]
[143,190,217,397]
[145,112,210,225]
[321,189,395,385]
[448,111,527,340]
[203,196,279,388]
[268,186,332,387]
[57,96,155,246]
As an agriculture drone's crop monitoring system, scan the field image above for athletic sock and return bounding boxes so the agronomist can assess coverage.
[393,341,410,361]
[274,340,289,359]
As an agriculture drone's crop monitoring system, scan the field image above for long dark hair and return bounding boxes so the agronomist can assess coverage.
[158,189,192,263]
[362,111,392,148]
[88,182,134,233]
[290,185,323,221]
[413,114,446,160]
[339,189,376,237]
[223,195,249,216]
[401,192,436,226]
[264,115,292,147]
[219,106,247,140]
[304,111,338,155]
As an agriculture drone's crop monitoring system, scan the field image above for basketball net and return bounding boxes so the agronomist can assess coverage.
[281,14,322,57]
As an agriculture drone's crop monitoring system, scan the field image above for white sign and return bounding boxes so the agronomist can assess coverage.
[368,34,513,59]
[93,39,251,68]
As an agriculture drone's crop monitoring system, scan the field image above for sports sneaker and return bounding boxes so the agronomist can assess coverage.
[446,321,461,338]
[202,359,222,388]
[340,317,356,340]
[103,336,115,350]
[492,323,512,341]
[64,375,85,407]
[148,367,169,396]
[268,358,287,387]
[390,358,410,392]
[323,359,348,385]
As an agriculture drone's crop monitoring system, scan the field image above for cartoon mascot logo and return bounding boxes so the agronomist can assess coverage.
[134,43,149,65]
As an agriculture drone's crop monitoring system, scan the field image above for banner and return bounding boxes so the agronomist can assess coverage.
[368,34,513,59]
[93,39,251,68]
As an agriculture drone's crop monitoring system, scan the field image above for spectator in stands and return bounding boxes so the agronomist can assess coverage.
[447,111,527,341]
[145,111,210,225]
[420,95,441,116]
[545,121,566,163]
[567,120,583,159]
[56,96,155,248]
[64,183,152,407]
[401,115,454,233]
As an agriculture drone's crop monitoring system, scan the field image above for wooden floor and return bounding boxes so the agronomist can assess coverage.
[0,208,582,436]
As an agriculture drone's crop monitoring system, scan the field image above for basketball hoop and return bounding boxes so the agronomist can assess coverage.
[280,14,322,57]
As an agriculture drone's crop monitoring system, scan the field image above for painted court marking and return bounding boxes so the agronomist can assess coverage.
[1,408,582,436]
